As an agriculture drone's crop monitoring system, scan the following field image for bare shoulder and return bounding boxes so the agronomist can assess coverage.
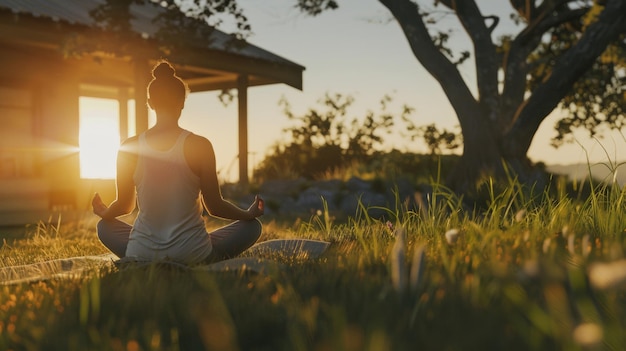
[185,132,214,152]
[184,132,216,176]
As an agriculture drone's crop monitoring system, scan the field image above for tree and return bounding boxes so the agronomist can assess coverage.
[294,0,626,192]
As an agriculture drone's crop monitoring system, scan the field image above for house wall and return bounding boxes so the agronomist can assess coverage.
[0,44,82,224]
[41,59,81,209]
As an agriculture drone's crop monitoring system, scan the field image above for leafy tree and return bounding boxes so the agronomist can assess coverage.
[402,120,462,156]
[254,93,398,180]
[64,0,251,58]
[292,0,626,192]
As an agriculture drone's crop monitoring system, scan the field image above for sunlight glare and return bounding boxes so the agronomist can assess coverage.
[79,97,120,179]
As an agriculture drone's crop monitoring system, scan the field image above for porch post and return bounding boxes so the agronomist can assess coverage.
[237,75,249,185]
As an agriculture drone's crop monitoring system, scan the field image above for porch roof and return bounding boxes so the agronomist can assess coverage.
[0,0,305,92]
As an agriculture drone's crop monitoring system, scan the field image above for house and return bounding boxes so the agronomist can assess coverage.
[0,0,304,225]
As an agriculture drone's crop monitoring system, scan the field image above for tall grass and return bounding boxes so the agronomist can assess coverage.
[1,171,626,350]
[0,215,108,267]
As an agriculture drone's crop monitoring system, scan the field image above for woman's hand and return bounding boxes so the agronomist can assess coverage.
[246,195,265,219]
[92,193,109,219]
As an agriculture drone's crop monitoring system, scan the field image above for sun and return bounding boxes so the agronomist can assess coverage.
[79,97,120,179]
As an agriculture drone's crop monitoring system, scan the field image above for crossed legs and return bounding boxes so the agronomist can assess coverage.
[96,219,131,258]
[204,219,262,262]
[96,218,262,262]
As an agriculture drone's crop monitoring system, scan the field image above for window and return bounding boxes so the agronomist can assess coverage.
[79,97,120,179]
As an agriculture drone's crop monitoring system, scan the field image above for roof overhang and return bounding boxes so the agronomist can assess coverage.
[0,0,304,92]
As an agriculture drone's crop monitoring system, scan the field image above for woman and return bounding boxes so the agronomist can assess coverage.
[92,60,264,264]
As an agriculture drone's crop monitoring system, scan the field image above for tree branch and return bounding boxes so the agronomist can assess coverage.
[451,0,500,122]
[509,0,537,22]
[504,0,626,156]
[518,6,588,46]
[484,15,499,34]
[378,0,479,126]
[501,3,588,126]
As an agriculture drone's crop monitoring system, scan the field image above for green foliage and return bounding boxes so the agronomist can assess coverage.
[526,2,626,147]
[254,93,463,182]
[296,0,339,16]
[402,119,462,156]
[63,0,251,59]
[315,150,459,185]
[254,93,397,180]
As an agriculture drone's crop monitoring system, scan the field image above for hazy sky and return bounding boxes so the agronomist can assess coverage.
[176,0,626,181]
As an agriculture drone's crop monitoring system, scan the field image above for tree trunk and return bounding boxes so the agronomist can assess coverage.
[447,141,548,203]
[446,112,548,197]
[445,110,496,189]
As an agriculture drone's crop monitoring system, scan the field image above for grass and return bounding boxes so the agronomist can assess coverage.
[1,176,626,351]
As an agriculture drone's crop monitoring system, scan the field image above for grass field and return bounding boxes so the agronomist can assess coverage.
[1,176,625,351]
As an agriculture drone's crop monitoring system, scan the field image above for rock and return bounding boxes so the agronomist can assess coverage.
[224,176,421,220]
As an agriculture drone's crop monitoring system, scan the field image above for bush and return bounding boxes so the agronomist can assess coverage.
[254,93,463,182]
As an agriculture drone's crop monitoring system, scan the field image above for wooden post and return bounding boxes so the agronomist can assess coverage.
[134,59,150,134]
[237,75,249,185]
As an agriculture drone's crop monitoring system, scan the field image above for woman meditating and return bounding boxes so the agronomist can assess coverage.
[92,60,264,264]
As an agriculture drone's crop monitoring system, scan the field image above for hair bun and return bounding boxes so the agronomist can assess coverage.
[152,61,175,79]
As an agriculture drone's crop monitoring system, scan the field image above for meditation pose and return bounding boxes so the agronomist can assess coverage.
[92,60,264,264]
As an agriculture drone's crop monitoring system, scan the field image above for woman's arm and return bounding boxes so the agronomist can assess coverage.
[92,138,138,220]
[186,134,263,220]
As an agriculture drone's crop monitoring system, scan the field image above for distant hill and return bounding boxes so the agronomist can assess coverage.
[546,162,626,187]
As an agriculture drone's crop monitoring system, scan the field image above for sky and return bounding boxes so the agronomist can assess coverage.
[105,0,626,182]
